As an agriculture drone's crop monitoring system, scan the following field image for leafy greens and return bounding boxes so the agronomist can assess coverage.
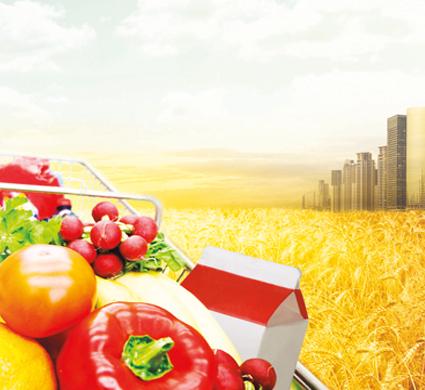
[0,195,63,261]
[125,232,186,273]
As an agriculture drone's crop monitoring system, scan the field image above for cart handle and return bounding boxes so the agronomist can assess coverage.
[0,182,163,227]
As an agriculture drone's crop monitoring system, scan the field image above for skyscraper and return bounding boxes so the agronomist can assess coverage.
[331,170,342,212]
[353,153,376,211]
[407,107,425,208]
[317,180,330,211]
[387,115,407,209]
[342,160,355,211]
[302,191,317,209]
[377,145,387,209]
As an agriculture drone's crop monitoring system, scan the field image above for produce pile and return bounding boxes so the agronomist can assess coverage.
[0,195,278,390]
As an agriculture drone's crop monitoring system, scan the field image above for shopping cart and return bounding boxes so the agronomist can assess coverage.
[0,153,327,390]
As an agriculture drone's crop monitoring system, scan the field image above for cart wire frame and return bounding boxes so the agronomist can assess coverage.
[0,154,327,390]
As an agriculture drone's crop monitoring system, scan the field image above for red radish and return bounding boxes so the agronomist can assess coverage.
[119,235,148,261]
[90,221,122,250]
[67,239,97,264]
[92,201,119,222]
[240,359,277,390]
[133,216,158,243]
[214,350,244,390]
[93,253,123,278]
[60,216,83,241]
[120,214,139,225]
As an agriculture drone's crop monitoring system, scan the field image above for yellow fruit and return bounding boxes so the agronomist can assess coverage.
[95,275,139,307]
[0,324,56,390]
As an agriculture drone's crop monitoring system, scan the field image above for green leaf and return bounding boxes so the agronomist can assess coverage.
[0,197,64,260]
[143,233,185,273]
[7,235,27,252]
[0,239,7,254]
[4,195,28,211]
[5,209,33,232]
[142,257,163,271]
[29,223,49,244]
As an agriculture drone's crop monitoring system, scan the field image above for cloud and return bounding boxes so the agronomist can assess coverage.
[0,86,48,121]
[115,0,318,59]
[284,69,425,128]
[116,0,425,63]
[150,66,425,156]
[0,85,56,153]
[0,0,95,72]
[0,85,72,140]
[157,88,227,132]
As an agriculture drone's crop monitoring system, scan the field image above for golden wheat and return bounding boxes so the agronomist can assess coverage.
[163,208,425,390]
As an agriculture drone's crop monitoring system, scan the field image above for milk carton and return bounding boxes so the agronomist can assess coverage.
[182,247,308,390]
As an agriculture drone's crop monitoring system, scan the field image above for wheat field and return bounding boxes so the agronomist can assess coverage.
[162,208,425,389]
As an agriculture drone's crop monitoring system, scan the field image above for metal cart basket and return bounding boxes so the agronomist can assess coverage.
[0,153,327,390]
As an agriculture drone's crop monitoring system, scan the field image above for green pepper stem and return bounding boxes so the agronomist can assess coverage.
[132,337,174,367]
[122,335,175,381]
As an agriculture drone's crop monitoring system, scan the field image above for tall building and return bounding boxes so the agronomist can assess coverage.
[342,160,355,211]
[377,145,387,209]
[331,170,342,212]
[317,180,330,211]
[353,153,376,211]
[387,115,407,209]
[407,107,425,208]
[302,191,317,209]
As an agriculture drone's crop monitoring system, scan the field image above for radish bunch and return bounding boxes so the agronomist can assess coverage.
[59,201,158,278]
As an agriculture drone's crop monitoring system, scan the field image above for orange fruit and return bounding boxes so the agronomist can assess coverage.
[0,323,56,389]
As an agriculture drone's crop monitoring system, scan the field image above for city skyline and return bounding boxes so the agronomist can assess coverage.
[303,106,425,211]
[2,1,425,208]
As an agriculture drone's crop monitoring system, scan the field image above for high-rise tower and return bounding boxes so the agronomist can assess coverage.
[387,115,407,209]
[342,160,355,211]
[407,107,425,208]
[317,180,330,211]
[377,146,387,209]
[353,153,376,211]
[302,191,317,209]
[331,170,342,212]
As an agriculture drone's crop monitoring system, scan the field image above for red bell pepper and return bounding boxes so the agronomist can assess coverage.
[56,302,216,390]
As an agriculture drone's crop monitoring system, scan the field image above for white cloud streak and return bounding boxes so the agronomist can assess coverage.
[0,0,95,72]
[0,86,48,121]
[116,0,425,63]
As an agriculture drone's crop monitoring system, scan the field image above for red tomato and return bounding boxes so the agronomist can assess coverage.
[0,244,96,338]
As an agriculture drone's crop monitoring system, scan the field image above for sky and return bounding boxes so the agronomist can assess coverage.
[1,0,425,207]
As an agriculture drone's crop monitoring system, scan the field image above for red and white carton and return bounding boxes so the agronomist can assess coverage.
[182,247,308,390]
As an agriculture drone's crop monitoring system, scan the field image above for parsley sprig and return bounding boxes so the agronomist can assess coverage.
[0,195,63,261]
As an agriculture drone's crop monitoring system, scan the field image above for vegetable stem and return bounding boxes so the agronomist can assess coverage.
[122,335,174,381]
